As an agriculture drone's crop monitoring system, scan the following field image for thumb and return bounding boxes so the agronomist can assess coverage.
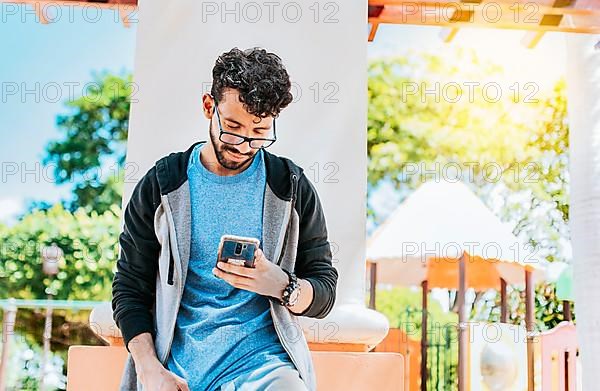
[254,247,268,266]
[172,373,190,391]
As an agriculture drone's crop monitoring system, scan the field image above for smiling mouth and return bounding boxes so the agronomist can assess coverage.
[227,150,246,160]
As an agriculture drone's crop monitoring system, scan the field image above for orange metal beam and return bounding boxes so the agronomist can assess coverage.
[369,5,600,33]
[2,0,136,6]
[368,0,600,41]
[1,0,137,27]
[368,0,599,16]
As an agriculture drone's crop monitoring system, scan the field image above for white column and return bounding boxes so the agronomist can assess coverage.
[565,33,600,391]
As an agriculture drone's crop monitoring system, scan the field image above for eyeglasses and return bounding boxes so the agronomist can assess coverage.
[212,98,277,149]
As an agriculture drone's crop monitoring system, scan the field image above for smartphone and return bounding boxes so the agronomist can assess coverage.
[216,234,260,268]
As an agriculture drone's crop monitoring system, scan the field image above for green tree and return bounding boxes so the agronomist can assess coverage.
[43,72,132,214]
[2,72,131,388]
[0,203,120,300]
[487,80,571,331]
[368,49,540,198]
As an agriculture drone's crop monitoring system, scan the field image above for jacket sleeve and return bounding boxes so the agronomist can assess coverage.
[293,173,338,319]
[111,166,162,352]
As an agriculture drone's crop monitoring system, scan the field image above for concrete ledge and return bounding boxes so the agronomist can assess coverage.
[67,346,405,391]
[67,346,129,391]
[311,351,405,390]
[90,302,391,350]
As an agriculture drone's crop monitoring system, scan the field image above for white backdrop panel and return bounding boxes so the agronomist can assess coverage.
[123,1,370,325]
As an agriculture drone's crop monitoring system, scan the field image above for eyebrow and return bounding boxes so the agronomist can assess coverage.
[222,115,273,131]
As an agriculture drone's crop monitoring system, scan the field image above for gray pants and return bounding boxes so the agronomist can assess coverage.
[219,361,308,391]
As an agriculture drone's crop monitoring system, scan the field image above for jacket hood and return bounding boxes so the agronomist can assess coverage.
[154,140,304,201]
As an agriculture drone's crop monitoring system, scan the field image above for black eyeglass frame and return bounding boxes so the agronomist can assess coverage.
[211,96,277,149]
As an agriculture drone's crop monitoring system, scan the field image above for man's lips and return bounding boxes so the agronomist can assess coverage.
[227,149,247,161]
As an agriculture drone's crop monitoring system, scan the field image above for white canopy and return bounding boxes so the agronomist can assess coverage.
[367,180,546,288]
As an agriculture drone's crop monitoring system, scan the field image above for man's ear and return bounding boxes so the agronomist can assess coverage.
[201,94,215,119]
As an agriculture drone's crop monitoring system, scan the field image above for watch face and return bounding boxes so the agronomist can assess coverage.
[288,288,300,306]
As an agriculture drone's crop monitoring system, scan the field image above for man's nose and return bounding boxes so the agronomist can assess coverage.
[237,142,252,154]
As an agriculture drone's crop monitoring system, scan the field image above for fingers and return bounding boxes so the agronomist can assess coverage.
[216,261,255,277]
[212,266,252,288]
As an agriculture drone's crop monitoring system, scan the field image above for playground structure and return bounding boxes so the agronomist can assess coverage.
[367,180,548,390]
[367,182,577,391]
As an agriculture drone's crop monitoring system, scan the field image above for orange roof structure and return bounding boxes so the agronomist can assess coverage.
[368,0,600,46]
[5,0,600,47]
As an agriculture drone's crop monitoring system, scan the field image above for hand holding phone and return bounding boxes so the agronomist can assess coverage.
[216,234,260,268]
[213,236,294,301]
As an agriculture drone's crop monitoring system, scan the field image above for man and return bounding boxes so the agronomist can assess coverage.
[111,47,338,391]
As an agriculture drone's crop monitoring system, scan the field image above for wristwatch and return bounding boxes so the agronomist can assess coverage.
[280,269,301,307]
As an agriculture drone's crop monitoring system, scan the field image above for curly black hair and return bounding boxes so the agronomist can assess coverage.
[211,47,293,119]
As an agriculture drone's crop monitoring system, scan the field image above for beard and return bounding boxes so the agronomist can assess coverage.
[208,124,256,171]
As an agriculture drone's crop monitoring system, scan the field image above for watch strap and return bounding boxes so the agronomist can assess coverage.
[280,269,300,307]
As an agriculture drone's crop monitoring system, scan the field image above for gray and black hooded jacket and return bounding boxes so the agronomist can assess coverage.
[111,140,338,391]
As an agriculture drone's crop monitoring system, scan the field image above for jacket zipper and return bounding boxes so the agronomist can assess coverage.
[269,305,303,381]
[276,173,298,266]
[271,173,305,382]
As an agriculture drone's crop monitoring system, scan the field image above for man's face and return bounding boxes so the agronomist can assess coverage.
[208,89,274,171]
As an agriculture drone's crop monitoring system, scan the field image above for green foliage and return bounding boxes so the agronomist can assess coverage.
[43,72,132,214]
[368,49,541,195]
[0,203,121,300]
[492,81,570,330]
[374,287,457,336]
[526,79,569,222]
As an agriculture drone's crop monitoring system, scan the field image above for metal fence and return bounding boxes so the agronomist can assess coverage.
[399,306,458,391]
[0,298,103,391]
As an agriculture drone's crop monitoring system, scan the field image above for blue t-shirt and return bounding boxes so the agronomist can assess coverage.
[166,143,294,390]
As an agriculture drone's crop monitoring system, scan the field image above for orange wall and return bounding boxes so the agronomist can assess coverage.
[67,346,406,391]
[373,328,420,391]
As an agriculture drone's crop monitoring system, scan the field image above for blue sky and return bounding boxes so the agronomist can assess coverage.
[0,5,565,225]
[0,6,136,223]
